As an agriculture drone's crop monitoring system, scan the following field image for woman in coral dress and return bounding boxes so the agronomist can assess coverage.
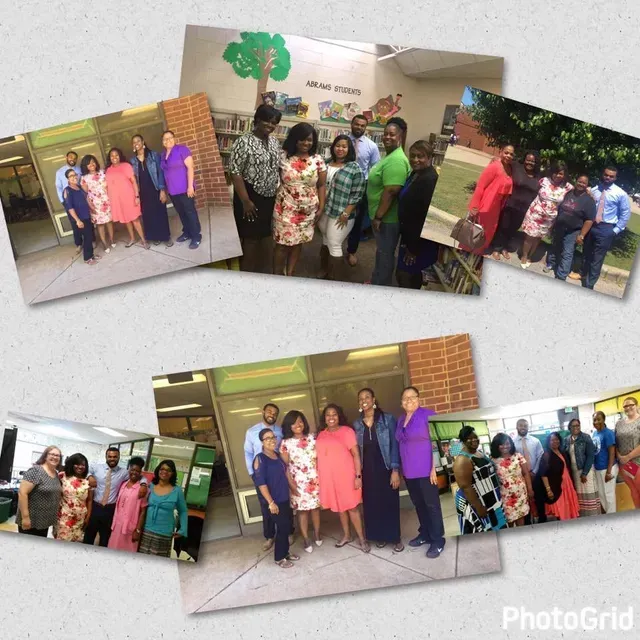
[108,457,148,553]
[458,144,514,255]
[519,161,573,268]
[105,148,149,249]
[315,404,369,553]
[280,410,322,554]
[272,123,327,277]
[538,432,579,521]
[490,433,533,526]
[54,453,93,542]
[80,154,115,253]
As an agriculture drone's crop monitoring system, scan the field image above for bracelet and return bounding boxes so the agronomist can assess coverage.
[355,474,362,479]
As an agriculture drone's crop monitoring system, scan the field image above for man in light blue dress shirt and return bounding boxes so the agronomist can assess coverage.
[581,166,631,289]
[244,403,293,550]
[84,447,148,547]
[55,151,84,251]
[346,115,381,266]
[512,419,544,524]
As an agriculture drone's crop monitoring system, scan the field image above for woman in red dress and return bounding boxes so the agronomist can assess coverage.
[459,144,515,255]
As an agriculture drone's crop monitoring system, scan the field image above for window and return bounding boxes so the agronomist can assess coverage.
[33,140,104,214]
[15,165,42,199]
[100,122,166,161]
[310,344,402,383]
[315,375,405,426]
[217,389,316,488]
[0,167,22,209]
[441,105,460,135]
[502,415,530,436]
[213,357,309,395]
[97,103,163,134]
[28,119,98,149]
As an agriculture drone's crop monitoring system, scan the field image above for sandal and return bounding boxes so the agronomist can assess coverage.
[276,558,294,568]
[335,538,352,548]
[125,240,136,248]
[394,542,405,552]
[375,542,387,549]
[501,250,511,260]
[359,540,371,554]
[287,553,300,562]
[143,242,150,250]
[490,251,501,261]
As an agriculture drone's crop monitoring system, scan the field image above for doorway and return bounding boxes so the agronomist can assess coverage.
[0,136,59,255]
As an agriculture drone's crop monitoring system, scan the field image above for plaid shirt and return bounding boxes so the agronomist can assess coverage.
[324,161,365,219]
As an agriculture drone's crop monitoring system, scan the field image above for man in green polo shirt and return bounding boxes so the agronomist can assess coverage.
[367,120,411,286]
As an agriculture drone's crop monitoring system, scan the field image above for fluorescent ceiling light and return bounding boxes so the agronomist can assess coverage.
[154,438,163,442]
[270,394,307,402]
[0,156,24,164]
[241,412,262,418]
[94,426,128,438]
[0,135,24,147]
[346,345,398,361]
[157,403,202,413]
[120,105,157,116]
[152,373,207,389]
[46,426,88,441]
[229,407,261,414]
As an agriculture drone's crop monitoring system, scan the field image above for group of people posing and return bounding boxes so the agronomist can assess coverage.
[56,131,202,265]
[15,445,188,558]
[463,145,631,289]
[229,104,440,289]
[242,388,447,569]
[453,397,640,534]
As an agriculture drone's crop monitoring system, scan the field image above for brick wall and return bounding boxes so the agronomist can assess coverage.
[406,333,479,414]
[162,93,231,209]
[454,111,499,157]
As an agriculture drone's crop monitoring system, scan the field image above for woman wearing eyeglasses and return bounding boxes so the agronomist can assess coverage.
[615,397,640,508]
[254,428,300,568]
[453,426,507,534]
[16,446,63,537]
[395,386,446,557]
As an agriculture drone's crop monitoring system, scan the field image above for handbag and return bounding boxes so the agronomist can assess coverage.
[622,459,639,478]
[450,212,485,250]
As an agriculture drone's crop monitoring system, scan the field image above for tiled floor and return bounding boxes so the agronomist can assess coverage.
[13,205,242,304]
[179,503,501,614]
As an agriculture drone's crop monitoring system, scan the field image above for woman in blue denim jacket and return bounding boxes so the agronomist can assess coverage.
[562,418,600,517]
[353,388,404,552]
[130,134,173,247]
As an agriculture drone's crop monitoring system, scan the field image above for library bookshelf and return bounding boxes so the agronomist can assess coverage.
[424,246,482,295]
[212,109,385,184]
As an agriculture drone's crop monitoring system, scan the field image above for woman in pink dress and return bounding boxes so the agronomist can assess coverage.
[80,154,115,253]
[316,404,369,553]
[459,144,514,255]
[105,148,149,249]
[539,432,579,521]
[108,457,148,553]
[519,160,573,268]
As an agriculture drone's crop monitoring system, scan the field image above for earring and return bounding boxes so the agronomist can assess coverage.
[373,403,377,409]
[359,407,363,413]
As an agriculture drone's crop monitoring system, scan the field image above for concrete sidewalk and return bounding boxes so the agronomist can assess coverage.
[422,206,628,298]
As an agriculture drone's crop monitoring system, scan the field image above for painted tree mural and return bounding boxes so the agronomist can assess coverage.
[223,32,292,109]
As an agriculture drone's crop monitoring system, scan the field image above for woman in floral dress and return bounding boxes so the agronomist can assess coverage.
[272,123,327,277]
[519,160,573,268]
[80,154,115,253]
[54,453,93,542]
[280,410,322,554]
[490,433,533,526]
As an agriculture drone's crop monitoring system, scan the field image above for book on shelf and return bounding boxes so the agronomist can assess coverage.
[274,92,289,112]
[318,100,332,119]
[261,91,276,106]
[297,102,309,118]
[284,97,302,115]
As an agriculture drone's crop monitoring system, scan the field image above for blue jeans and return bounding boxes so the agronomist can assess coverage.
[581,222,615,289]
[172,193,202,242]
[553,228,579,281]
[371,221,400,286]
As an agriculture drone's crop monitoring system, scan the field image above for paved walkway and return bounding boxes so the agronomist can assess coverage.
[180,505,500,614]
[423,206,628,298]
[14,205,241,304]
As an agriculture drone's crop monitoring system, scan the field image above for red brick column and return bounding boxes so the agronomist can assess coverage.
[162,93,231,209]
[406,334,478,414]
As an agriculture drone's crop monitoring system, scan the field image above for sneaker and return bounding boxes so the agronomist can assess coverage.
[189,239,201,250]
[408,535,427,548]
[426,541,445,558]
[177,234,190,243]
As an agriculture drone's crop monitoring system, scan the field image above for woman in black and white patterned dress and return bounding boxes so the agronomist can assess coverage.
[229,104,283,273]
[16,445,63,537]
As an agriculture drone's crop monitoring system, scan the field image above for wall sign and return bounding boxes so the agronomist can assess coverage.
[306,80,362,96]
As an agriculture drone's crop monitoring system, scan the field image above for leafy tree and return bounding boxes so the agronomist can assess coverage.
[465,88,640,192]
[223,32,292,109]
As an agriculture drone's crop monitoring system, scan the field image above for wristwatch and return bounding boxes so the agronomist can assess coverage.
[355,474,362,479]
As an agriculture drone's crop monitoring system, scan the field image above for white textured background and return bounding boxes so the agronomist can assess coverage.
[1,1,640,638]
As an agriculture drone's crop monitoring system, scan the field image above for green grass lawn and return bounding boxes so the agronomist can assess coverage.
[432,159,639,272]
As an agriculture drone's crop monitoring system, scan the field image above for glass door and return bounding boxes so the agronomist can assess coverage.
[185,445,215,510]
